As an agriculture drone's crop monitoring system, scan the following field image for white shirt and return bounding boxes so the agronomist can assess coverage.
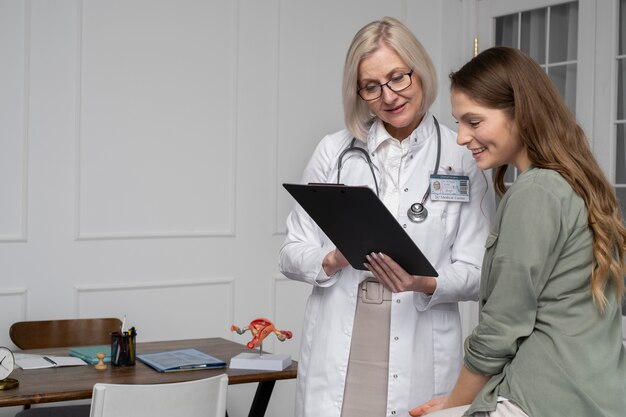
[375,121,411,213]
[279,113,495,417]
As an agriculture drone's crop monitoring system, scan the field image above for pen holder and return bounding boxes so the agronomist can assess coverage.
[111,331,136,366]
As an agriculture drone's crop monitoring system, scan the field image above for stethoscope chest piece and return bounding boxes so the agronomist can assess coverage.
[408,203,428,223]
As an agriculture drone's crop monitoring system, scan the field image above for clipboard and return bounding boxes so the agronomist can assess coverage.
[283,183,438,277]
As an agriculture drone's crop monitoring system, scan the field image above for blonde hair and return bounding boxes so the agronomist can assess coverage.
[450,46,626,312]
[342,16,437,140]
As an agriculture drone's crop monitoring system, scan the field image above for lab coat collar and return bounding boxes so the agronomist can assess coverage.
[366,111,436,153]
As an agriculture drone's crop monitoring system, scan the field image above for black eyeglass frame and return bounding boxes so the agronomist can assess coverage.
[357,70,414,101]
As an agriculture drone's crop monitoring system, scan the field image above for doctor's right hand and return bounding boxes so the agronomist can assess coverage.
[322,249,349,277]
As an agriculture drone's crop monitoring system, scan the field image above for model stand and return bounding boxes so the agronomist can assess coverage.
[230,318,292,371]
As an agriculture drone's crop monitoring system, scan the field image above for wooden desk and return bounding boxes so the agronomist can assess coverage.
[0,337,297,417]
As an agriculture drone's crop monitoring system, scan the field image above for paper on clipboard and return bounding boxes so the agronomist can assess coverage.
[283,183,437,277]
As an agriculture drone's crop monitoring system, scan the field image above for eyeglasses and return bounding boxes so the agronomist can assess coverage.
[357,70,414,101]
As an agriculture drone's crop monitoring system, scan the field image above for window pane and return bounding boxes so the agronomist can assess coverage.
[495,13,518,47]
[549,2,578,63]
[621,0,626,55]
[504,166,516,183]
[548,64,577,112]
[521,9,546,64]
[617,187,626,225]
[616,124,626,183]
[618,58,626,120]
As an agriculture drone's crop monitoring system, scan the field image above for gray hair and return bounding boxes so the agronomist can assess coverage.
[343,16,437,140]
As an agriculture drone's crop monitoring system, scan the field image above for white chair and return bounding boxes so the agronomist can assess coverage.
[88,374,228,417]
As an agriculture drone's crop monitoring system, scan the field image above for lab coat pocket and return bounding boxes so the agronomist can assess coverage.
[430,305,463,396]
[303,287,323,350]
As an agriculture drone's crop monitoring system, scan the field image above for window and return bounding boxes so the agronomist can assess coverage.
[615,0,626,223]
[494,2,579,185]
[616,0,626,317]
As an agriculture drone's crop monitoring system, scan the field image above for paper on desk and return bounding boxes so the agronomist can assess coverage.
[14,353,87,369]
[137,348,226,372]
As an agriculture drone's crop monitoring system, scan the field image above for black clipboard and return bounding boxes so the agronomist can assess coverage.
[283,183,438,277]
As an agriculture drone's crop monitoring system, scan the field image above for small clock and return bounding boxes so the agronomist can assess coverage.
[0,346,19,390]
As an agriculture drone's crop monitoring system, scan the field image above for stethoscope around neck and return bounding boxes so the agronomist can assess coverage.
[336,115,442,223]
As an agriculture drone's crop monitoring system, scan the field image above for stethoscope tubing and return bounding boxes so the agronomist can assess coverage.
[337,142,380,196]
[336,115,441,223]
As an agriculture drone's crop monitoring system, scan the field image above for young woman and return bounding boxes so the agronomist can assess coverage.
[398,46,626,417]
[279,17,494,417]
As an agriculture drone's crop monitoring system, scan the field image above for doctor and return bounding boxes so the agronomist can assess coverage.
[279,17,494,417]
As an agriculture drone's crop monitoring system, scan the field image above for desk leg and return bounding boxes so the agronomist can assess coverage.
[247,380,276,417]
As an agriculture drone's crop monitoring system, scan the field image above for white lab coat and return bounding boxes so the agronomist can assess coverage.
[279,114,495,417]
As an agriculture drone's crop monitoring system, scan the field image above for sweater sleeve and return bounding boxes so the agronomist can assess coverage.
[464,178,565,375]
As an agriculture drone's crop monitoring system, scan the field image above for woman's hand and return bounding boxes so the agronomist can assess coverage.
[409,396,448,416]
[322,249,349,277]
[364,252,437,294]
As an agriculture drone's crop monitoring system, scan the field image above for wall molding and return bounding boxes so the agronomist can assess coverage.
[0,0,30,243]
[268,273,290,351]
[0,288,28,320]
[73,0,238,241]
[73,277,235,324]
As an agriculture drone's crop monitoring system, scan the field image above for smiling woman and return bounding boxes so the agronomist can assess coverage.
[357,45,424,140]
[451,91,527,173]
[279,16,495,417]
[411,46,626,417]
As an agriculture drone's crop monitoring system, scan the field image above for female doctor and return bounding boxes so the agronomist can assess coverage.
[279,17,495,417]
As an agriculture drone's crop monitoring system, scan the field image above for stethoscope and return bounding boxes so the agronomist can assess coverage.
[336,116,441,223]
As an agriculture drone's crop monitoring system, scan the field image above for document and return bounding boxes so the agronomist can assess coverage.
[137,348,227,372]
[15,353,87,370]
[283,183,438,277]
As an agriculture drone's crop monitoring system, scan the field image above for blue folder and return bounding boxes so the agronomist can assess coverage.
[68,345,112,364]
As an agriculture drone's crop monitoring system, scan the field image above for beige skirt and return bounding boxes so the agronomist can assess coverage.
[341,279,392,417]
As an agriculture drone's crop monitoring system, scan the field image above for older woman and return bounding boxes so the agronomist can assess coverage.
[279,17,494,417]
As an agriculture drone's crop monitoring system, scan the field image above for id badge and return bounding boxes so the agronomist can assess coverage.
[429,174,470,202]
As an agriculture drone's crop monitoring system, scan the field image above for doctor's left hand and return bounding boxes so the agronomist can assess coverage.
[364,252,436,294]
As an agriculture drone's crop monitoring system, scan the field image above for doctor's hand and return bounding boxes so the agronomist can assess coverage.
[409,396,448,416]
[322,249,349,277]
[364,252,437,294]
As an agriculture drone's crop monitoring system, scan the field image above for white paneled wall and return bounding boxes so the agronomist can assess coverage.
[0,1,464,416]
[77,0,237,239]
[0,0,27,242]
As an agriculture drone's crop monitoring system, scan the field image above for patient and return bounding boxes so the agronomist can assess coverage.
[405,47,626,416]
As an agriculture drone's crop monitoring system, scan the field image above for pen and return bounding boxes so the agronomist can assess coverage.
[114,338,121,364]
[179,364,209,369]
[43,356,57,366]
[120,315,126,333]
[128,332,133,361]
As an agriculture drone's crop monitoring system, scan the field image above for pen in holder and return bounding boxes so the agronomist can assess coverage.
[111,327,137,366]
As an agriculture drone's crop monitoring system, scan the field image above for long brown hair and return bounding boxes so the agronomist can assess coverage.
[450,46,625,312]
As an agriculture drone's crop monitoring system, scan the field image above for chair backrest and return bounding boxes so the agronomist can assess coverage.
[9,318,123,349]
[89,374,228,417]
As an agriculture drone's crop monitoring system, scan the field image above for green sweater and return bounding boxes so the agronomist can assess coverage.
[464,168,626,417]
